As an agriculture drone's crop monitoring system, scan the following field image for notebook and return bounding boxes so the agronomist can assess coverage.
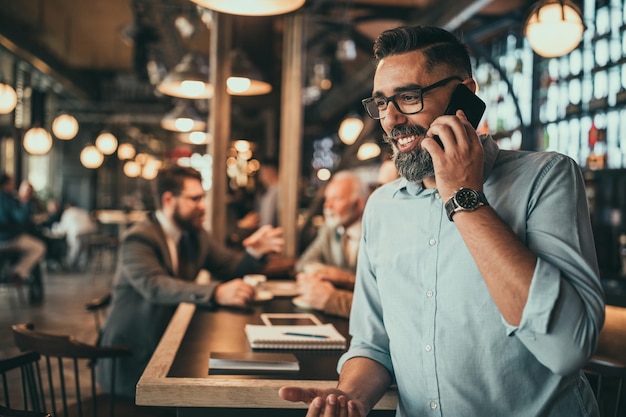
[244,323,346,350]
[208,351,300,374]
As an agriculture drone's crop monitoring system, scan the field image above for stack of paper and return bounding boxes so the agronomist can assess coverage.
[244,323,346,350]
[209,351,299,373]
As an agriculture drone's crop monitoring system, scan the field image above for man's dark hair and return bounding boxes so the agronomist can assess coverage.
[154,165,202,209]
[373,25,472,78]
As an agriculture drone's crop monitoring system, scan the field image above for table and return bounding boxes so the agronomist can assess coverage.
[136,291,398,416]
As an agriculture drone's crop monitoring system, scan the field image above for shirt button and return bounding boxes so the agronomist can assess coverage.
[426,290,433,297]
[424,344,432,352]
[430,401,438,409]
[434,193,441,200]
[428,239,436,246]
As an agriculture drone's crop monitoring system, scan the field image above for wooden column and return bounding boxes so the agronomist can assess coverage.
[206,13,232,242]
[279,13,304,257]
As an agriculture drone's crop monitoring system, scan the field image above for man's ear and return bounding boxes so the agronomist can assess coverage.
[463,78,478,94]
[161,191,175,208]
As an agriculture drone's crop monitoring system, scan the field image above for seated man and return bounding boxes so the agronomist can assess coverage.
[0,173,46,284]
[56,201,98,270]
[294,171,369,318]
[98,165,284,398]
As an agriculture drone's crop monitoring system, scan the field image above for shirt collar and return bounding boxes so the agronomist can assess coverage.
[155,210,182,244]
[392,134,498,197]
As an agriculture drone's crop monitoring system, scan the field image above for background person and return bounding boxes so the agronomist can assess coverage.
[294,171,369,318]
[56,201,98,270]
[0,173,46,284]
[279,25,604,417]
[98,165,284,398]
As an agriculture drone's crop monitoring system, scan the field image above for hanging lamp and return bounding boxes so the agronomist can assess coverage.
[189,0,305,16]
[524,0,585,58]
[0,82,17,114]
[80,145,104,169]
[23,90,52,155]
[157,54,213,99]
[338,113,364,145]
[227,50,272,96]
[161,101,207,132]
[23,127,53,155]
[51,113,79,140]
[95,131,119,155]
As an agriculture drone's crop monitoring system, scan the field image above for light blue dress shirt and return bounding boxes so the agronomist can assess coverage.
[339,136,605,417]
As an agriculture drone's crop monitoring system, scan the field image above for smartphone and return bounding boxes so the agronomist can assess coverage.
[434,83,486,148]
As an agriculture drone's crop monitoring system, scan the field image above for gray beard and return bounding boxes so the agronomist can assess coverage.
[383,125,434,183]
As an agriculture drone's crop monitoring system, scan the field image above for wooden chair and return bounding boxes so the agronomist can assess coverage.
[0,405,51,417]
[84,292,112,336]
[11,323,132,417]
[0,351,51,417]
[584,305,626,417]
[584,356,626,417]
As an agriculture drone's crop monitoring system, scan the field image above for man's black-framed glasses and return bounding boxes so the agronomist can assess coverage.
[361,76,463,119]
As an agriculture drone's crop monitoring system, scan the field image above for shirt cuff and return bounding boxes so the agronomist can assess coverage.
[245,246,263,260]
[504,257,560,336]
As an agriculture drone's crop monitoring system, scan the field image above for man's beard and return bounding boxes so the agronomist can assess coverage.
[173,206,201,231]
[383,125,434,183]
[324,208,351,229]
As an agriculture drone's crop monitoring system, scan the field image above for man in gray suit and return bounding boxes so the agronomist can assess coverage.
[294,171,369,318]
[98,165,284,398]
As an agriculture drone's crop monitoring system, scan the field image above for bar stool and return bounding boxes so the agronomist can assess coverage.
[584,355,626,417]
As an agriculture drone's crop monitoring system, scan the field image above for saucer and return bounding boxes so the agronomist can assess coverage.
[263,280,299,297]
[254,290,274,302]
[291,296,313,309]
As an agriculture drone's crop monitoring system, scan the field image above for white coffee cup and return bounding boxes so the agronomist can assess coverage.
[243,274,267,287]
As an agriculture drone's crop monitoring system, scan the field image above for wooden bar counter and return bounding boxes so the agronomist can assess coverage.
[136,289,398,415]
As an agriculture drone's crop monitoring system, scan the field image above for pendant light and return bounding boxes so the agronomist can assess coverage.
[23,127,52,155]
[80,145,104,169]
[123,160,141,177]
[0,82,17,114]
[23,90,52,155]
[189,0,305,16]
[95,131,119,155]
[524,0,585,58]
[157,54,213,99]
[227,50,272,96]
[338,113,364,145]
[356,142,381,161]
[161,101,207,132]
[178,131,212,145]
[51,113,79,140]
[117,143,136,160]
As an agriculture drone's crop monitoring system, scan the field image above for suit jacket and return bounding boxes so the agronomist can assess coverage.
[295,225,356,319]
[97,213,264,397]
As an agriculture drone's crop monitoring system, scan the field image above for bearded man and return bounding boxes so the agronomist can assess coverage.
[98,165,284,398]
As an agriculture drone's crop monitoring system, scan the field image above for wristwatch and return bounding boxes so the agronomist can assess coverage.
[445,188,489,221]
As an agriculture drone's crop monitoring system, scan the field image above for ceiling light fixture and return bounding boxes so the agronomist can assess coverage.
[95,131,119,155]
[51,113,79,140]
[524,0,585,58]
[80,145,104,169]
[161,101,207,132]
[117,143,136,160]
[338,113,364,145]
[189,0,305,16]
[179,130,212,145]
[157,54,213,99]
[0,82,17,114]
[227,50,272,96]
[356,142,381,161]
[23,127,52,155]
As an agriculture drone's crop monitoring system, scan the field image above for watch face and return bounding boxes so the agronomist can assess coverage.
[455,188,479,209]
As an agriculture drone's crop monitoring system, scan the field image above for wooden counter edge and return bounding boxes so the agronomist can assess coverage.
[136,301,398,410]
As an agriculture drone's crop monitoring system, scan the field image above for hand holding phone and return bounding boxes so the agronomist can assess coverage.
[434,84,486,148]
